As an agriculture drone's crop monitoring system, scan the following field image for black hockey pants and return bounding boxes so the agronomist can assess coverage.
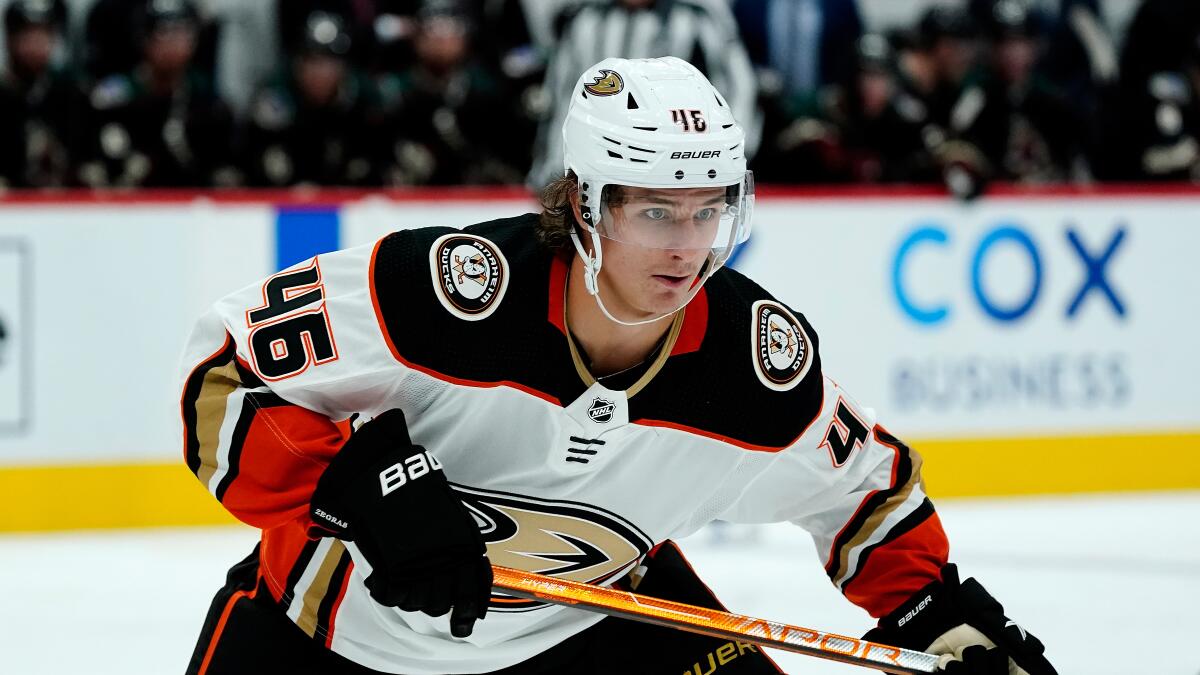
[187,540,785,674]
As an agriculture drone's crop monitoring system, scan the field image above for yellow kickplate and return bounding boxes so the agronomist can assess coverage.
[916,431,1200,498]
[0,462,237,532]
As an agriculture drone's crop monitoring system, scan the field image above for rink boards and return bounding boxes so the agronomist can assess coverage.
[0,187,1196,530]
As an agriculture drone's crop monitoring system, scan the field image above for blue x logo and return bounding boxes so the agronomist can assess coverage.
[1066,226,1126,318]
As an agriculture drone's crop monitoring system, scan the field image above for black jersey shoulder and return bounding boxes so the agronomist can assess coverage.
[630,266,825,450]
[371,214,589,405]
[373,219,825,448]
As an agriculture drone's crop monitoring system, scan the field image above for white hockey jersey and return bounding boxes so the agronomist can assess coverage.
[179,214,948,674]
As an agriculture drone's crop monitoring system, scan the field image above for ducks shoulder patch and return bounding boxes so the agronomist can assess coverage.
[750,300,813,391]
[429,233,510,321]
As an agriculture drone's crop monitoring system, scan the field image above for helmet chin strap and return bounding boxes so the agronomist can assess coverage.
[570,225,719,328]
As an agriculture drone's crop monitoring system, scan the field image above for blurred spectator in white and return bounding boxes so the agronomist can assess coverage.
[732,0,863,115]
[206,0,279,118]
[377,0,528,185]
[527,0,758,188]
[76,0,237,187]
[0,0,86,187]
[241,10,385,186]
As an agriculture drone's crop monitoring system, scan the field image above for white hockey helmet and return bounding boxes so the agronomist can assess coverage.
[562,56,754,325]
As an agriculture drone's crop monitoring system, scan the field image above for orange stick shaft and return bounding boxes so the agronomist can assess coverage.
[491,566,939,674]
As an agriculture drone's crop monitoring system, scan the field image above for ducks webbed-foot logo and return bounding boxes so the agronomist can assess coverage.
[452,485,654,612]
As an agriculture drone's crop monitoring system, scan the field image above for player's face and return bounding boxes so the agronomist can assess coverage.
[595,186,725,319]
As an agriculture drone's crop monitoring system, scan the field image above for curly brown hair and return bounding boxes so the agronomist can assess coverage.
[535,172,579,252]
[536,171,629,251]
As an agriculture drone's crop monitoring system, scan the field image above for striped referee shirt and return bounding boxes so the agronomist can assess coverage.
[529,0,761,187]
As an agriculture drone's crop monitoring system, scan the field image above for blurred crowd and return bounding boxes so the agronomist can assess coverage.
[0,0,1196,194]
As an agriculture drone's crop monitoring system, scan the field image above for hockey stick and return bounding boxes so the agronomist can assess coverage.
[491,565,940,674]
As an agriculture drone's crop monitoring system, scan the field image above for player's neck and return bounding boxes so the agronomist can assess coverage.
[565,257,672,377]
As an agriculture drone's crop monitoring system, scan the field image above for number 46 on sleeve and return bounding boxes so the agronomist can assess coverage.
[245,258,339,381]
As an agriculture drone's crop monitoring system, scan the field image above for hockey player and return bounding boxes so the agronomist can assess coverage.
[180,56,1057,674]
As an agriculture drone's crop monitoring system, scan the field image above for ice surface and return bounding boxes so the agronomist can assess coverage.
[1,492,1196,674]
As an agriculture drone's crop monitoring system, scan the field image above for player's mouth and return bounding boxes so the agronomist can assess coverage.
[652,273,691,289]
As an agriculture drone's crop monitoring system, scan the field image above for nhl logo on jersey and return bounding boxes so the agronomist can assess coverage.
[751,300,813,391]
[430,233,510,321]
[587,397,615,423]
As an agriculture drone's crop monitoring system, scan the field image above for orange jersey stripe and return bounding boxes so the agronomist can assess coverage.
[197,582,259,675]
[261,520,319,603]
[217,405,340,530]
[841,513,949,618]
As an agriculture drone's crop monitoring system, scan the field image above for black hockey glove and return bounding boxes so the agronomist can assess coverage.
[863,564,1056,675]
[308,409,491,637]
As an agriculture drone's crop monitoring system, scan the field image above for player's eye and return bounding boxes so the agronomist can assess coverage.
[642,207,668,221]
[694,208,717,221]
